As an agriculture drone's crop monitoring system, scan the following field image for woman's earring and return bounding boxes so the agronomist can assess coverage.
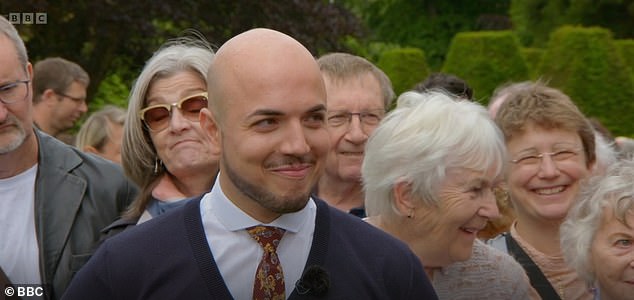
[154,158,161,174]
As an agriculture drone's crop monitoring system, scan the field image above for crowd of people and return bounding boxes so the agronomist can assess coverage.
[1,14,633,300]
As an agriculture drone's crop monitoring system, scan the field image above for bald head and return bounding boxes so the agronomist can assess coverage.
[201,28,330,222]
[207,28,325,123]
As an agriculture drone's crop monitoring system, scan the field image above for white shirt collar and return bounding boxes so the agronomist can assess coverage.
[208,172,314,234]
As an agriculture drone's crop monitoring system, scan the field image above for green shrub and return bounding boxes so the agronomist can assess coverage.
[616,39,634,85]
[520,47,544,79]
[68,72,129,134]
[442,31,529,103]
[537,26,634,136]
[341,36,401,64]
[376,47,430,97]
[91,72,130,112]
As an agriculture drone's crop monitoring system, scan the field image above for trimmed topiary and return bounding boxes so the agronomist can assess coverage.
[376,47,430,97]
[520,47,544,80]
[616,39,634,85]
[537,26,634,136]
[442,30,530,103]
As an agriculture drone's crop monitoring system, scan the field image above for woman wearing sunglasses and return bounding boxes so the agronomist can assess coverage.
[102,35,218,237]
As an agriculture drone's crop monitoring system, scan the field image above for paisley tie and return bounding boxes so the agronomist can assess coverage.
[247,226,286,300]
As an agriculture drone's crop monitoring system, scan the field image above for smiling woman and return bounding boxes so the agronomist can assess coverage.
[362,90,538,299]
[487,81,596,300]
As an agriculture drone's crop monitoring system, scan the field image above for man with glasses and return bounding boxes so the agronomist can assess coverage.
[315,53,394,217]
[0,16,136,299]
[32,57,89,143]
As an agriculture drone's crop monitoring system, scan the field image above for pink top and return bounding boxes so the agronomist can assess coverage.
[510,223,593,300]
[431,239,540,300]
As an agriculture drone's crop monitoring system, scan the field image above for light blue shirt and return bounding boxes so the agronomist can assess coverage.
[200,173,316,299]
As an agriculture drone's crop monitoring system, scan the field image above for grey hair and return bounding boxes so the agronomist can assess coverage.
[122,34,214,187]
[592,131,618,175]
[560,158,634,286]
[363,91,506,220]
[317,52,395,109]
[0,15,29,72]
[75,105,126,151]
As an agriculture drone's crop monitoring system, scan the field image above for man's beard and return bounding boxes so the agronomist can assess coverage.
[223,155,314,215]
[0,115,27,154]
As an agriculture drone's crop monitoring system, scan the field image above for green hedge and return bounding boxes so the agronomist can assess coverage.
[442,31,529,103]
[616,39,634,85]
[376,47,430,97]
[92,72,130,111]
[537,26,634,136]
[68,72,130,133]
[520,47,544,80]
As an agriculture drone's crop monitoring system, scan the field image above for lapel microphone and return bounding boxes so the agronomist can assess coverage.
[295,265,330,297]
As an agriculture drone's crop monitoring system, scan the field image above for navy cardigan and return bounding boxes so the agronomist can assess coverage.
[62,196,437,300]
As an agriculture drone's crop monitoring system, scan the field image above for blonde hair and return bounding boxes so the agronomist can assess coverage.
[494,81,596,167]
[76,105,126,152]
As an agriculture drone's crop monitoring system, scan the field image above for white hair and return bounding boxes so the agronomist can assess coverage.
[363,91,506,220]
[592,131,617,175]
[561,158,634,286]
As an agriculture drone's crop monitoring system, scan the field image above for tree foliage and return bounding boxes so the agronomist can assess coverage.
[442,31,529,102]
[537,26,634,136]
[520,47,544,79]
[341,0,512,70]
[511,0,634,47]
[1,0,365,107]
[616,39,634,84]
[376,47,430,97]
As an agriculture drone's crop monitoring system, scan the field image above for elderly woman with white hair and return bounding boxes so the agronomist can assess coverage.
[561,158,634,300]
[362,91,538,299]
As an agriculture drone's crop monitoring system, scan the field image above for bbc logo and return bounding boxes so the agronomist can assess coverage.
[7,13,47,24]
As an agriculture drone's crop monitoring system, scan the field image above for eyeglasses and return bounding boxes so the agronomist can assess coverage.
[55,91,86,103]
[327,109,385,128]
[139,92,208,132]
[510,148,582,166]
[0,79,30,104]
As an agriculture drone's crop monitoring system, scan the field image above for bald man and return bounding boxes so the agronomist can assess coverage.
[62,29,437,300]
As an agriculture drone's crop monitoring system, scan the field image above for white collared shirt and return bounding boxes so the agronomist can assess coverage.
[200,174,316,300]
